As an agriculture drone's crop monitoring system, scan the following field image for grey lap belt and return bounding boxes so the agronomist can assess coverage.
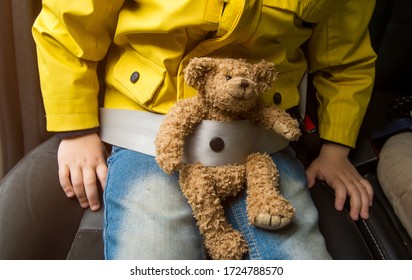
[99,108,289,166]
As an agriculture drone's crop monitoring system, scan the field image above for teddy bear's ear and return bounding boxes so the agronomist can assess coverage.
[253,60,277,93]
[184,57,216,90]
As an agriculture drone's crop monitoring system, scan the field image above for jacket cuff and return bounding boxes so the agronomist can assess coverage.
[320,138,352,149]
[55,127,100,139]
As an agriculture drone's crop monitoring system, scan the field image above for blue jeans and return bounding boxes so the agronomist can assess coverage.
[103,146,331,259]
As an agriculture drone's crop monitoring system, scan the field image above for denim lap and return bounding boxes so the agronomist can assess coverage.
[103,147,207,259]
[224,148,331,259]
[103,146,331,259]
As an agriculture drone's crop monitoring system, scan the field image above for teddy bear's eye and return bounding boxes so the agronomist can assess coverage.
[225,75,232,81]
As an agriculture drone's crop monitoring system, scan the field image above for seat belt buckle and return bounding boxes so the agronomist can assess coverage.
[291,113,321,165]
[303,114,316,134]
[295,112,317,136]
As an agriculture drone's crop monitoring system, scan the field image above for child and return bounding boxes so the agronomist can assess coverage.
[33,0,376,259]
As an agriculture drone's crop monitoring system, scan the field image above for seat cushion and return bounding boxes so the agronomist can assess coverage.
[0,137,84,259]
[66,208,104,260]
[377,132,412,239]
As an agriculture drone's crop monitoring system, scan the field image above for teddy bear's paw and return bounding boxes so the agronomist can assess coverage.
[284,127,301,141]
[253,213,292,230]
[207,230,248,260]
[247,192,295,230]
[155,155,181,174]
[249,198,295,230]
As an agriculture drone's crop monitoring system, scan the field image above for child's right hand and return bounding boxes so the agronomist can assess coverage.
[57,133,108,211]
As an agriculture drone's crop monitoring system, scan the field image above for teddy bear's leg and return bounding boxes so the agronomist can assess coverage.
[245,153,295,230]
[179,163,248,260]
[208,165,246,200]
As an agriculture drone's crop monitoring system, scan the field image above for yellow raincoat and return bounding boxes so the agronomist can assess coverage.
[33,0,376,147]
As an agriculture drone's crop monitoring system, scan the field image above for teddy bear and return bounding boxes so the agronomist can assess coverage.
[155,57,301,260]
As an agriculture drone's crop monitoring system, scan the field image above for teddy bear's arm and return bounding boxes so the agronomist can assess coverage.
[155,97,207,173]
[249,104,301,141]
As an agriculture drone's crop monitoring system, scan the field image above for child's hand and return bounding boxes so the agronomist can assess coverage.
[306,142,373,220]
[57,133,108,211]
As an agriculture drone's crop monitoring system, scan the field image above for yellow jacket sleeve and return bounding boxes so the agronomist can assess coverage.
[308,0,377,147]
[32,0,124,132]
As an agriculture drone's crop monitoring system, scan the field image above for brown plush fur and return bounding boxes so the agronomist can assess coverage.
[155,57,301,260]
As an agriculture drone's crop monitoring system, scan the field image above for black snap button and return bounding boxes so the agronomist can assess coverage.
[130,71,140,83]
[209,137,225,152]
[273,92,282,105]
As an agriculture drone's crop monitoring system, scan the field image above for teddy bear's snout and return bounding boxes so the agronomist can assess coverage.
[227,78,256,99]
[240,79,249,88]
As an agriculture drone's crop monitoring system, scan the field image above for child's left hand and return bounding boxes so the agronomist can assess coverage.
[306,142,374,220]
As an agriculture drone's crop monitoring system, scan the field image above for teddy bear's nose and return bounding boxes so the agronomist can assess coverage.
[240,79,249,88]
